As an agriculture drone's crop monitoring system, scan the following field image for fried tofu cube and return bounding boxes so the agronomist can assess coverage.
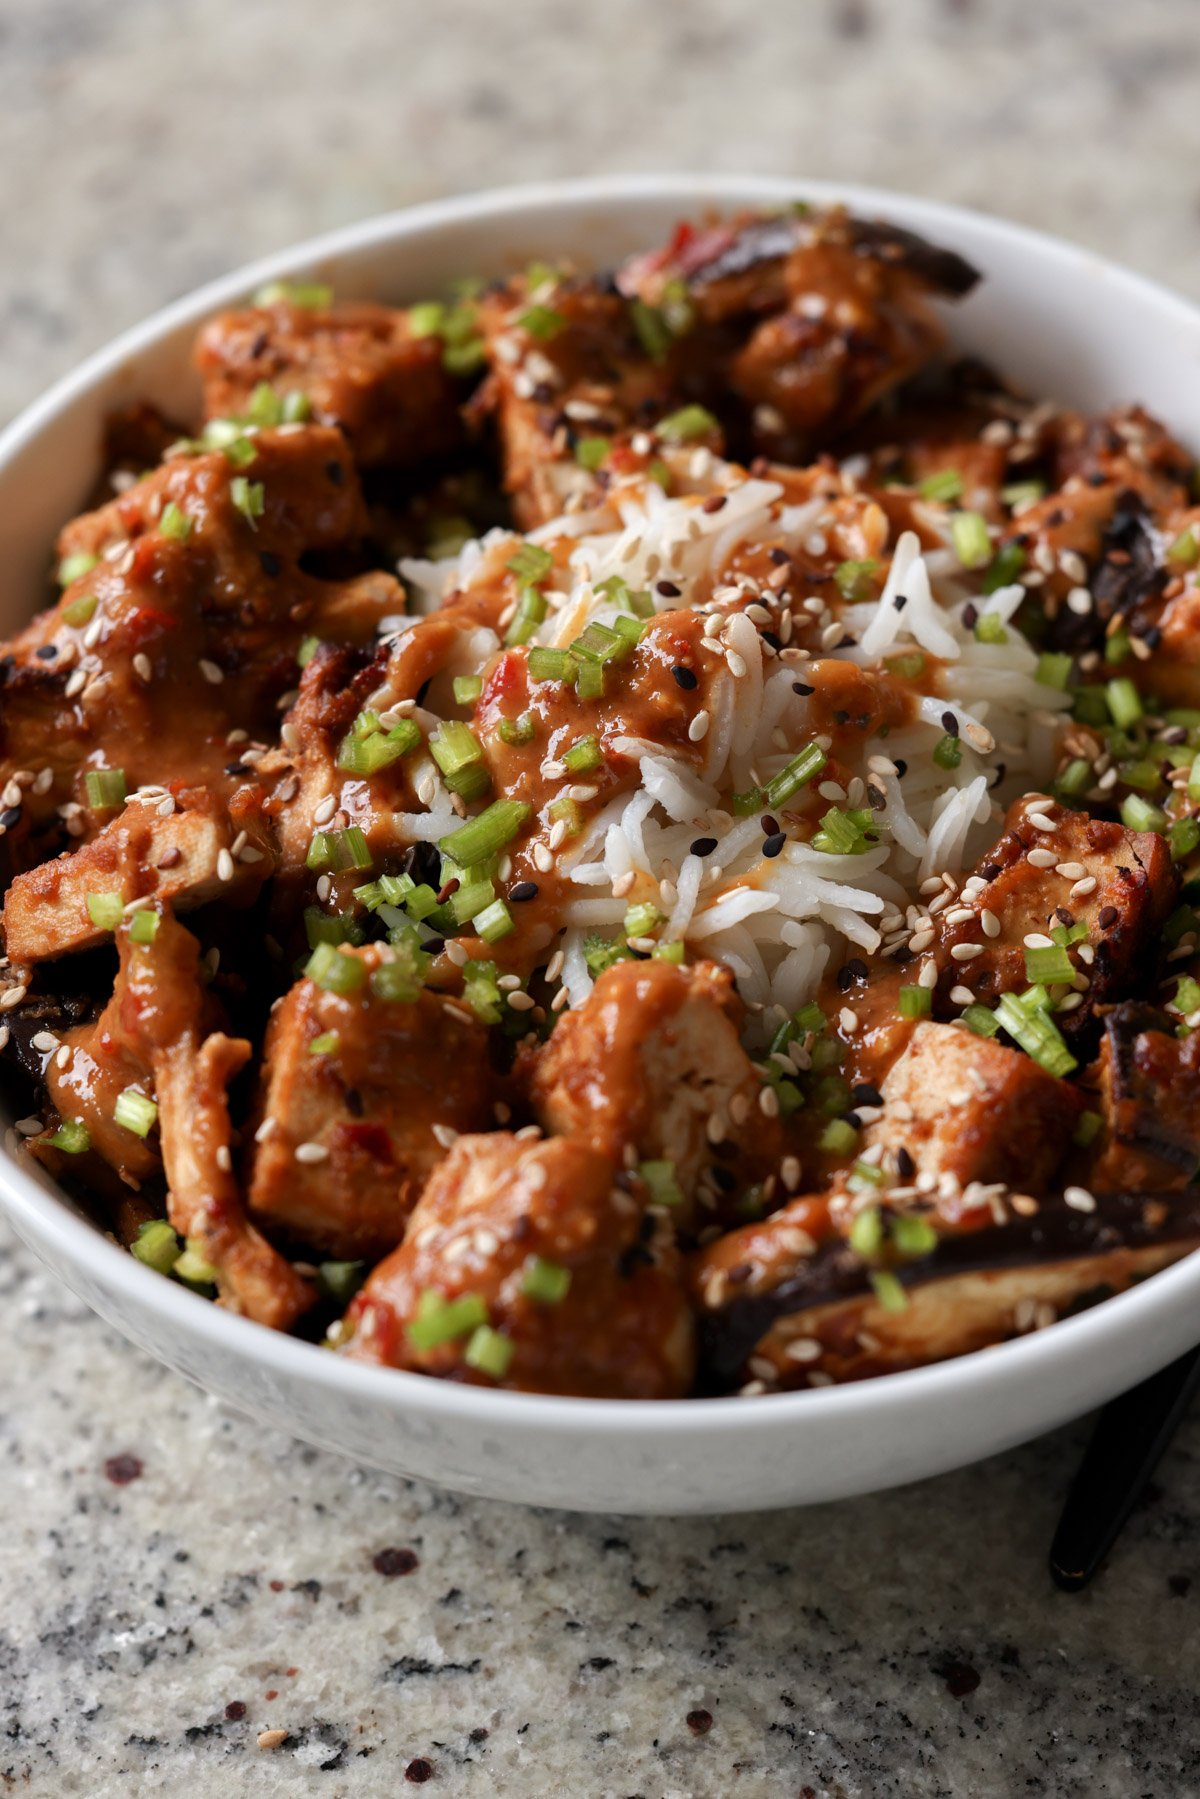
[933,797,1176,1025]
[247,946,495,1259]
[342,1131,695,1398]
[196,299,463,470]
[526,957,780,1219]
[3,788,274,963]
[863,1020,1084,1193]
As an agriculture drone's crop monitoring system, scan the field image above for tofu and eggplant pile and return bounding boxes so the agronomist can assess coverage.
[5,204,1200,1400]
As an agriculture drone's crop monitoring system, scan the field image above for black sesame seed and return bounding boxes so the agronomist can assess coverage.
[893,593,908,611]
[896,1145,915,1179]
[759,814,780,835]
[35,644,58,661]
[980,862,1001,881]
[709,1165,736,1192]
[1098,905,1118,929]
[941,710,959,737]
[671,665,698,690]
[792,681,815,696]
[1054,907,1074,928]
[851,1082,883,1107]
[866,783,886,809]
[762,630,783,651]
[510,881,538,902]
[422,937,446,956]
[962,602,979,628]
[656,580,681,598]
[845,957,869,984]
[259,550,282,577]
[833,709,850,726]
[224,761,251,777]
[892,758,908,778]
[763,831,786,858]
[836,634,857,649]
[768,546,790,565]
[325,459,345,486]
[690,836,718,856]
[0,807,20,829]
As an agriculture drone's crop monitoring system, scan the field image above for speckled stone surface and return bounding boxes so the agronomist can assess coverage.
[4,1,1200,1792]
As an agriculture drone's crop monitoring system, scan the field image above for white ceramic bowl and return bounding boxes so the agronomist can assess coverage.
[4,174,1200,1515]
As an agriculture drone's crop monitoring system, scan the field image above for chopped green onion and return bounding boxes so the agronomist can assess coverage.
[898,986,932,1020]
[1170,527,1199,566]
[254,279,332,308]
[583,932,633,977]
[309,1030,340,1057]
[453,674,483,706]
[1073,1110,1102,1149]
[575,436,610,471]
[131,1219,180,1273]
[1188,753,1200,804]
[834,558,878,601]
[1050,920,1088,948]
[1073,686,1110,726]
[849,1158,886,1192]
[230,477,265,527]
[548,795,583,835]
[449,880,496,927]
[114,1088,158,1137]
[932,734,962,770]
[408,300,445,337]
[631,297,672,361]
[305,942,366,994]
[764,743,827,808]
[1001,480,1045,510]
[1037,652,1074,691]
[48,1119,90,1155]
[406,1290,489,1352]
[1173,974,1200,1018]
[1054,758,1093,800]
[962,1003,999,1037]
[574,660,605,701]
[57,551,98,586]
[521,1256,572,1303]
[1120,793,1167,834]
[282,389,311,423]
[245,381,282,426]
[980,543,1027,595]
[884,651,926,680]
[370,954,425,1002]
[516,304,566,339]
[562,735,602,774]
[335,713,422,776]
[870,1270,909,1312]
[440,799,531,868]
[174,1239,219,1287]
[505,584,548,648]
[1171,816,1200,862]
[951,510,992,569]
[430,722,490,799]
[129,909,159,945]
[62,592,99,626]
[498,712,537,746]
[891,1213,938,1258]
[819,1117,859,1156]
[623,902,662,939]
[612,613,646,646]
[84,767,126,811]
[506,542,554,584]
[570,620,630,665]
[528,647,576,683]
[994,992,1077,1077]
[464,1324,515,1379]
[1106,677,1143,729]
[442,337,487,377]
[652,939,685,963]
[317,1259,365,1304]
[811,806,875,856]
[656,404,718,443]
[647,459,672,491]
[1105,628,1131,666]
[474,898,515,943]
[1024,943,1075,985]
[849,1207,883,1258]
[85,892,124,931]
[159,501,192,542]
[918,468,963,503]
[731,787,764,816]
[304,906,363,949]
[297,633,323,668]
[639,1159,684,1208]
[461,959,502,1025]
[973,610,1009,645]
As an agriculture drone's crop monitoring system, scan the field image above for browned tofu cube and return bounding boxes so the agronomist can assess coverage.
[526,957,780,1220]
[933,797,1176,1026]
[247,945,495,1259]
[196,299,463,469]
[3,788,274,963]
[863,1020,1084,1193]
[342,1131,695,1398]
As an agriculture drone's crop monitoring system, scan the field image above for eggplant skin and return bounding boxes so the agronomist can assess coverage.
[699,1188,1200,1392]
[681,211,980,301]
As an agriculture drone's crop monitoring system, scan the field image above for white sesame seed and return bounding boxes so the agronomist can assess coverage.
[908,930,935,954]
[918,961,938,990]
[217,848,235,882]
[294,1141,329,1164]
[1028,810,1057,832]
[687,710,710,742]
[950,942,984,962]
[506,991,536,1012]
[199,658,224,684]
[759,1085,780,1118]
[533,841,553,873]
[431,1123,459,1150]
[1027,847,1057,869]
[1024,932,1055,949]
[949,985,976,1006]
[0,986,28,1011]
[29,1031,58,1053]
[254,1117,278,1143]
[981,908,1001,938]
[838,1006,859,1032]
[216,1144,232,1173]
[1064,1185,1096,1212]
[312,794,337,826]
[133,652,153,683]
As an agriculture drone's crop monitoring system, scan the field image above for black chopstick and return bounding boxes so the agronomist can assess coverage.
[1049,1344,1200,1591]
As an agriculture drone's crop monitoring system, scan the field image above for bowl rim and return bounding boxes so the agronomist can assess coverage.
[5,169,1200,1443]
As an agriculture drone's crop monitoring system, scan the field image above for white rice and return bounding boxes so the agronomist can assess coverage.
[398,451,1070,1038]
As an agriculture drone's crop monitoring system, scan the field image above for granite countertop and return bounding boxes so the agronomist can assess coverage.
[4,1,1200,1792]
